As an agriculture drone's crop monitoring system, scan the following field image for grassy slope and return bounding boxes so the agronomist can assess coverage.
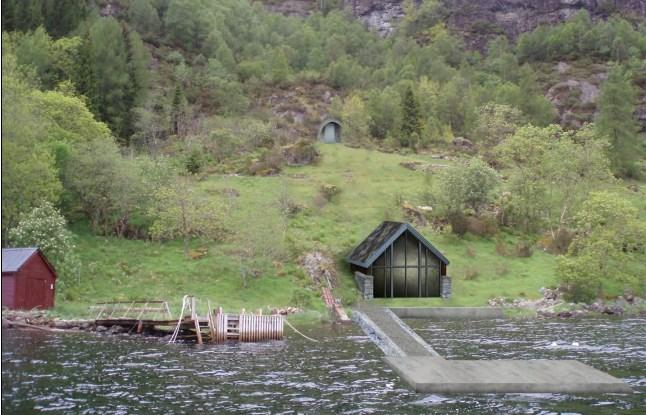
[58,144,643,318]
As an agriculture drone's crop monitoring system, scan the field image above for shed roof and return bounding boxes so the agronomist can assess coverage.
[346,221,449,268]
[2,248,40,273]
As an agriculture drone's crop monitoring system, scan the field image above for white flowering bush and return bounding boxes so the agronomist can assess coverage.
[8,202,80,289]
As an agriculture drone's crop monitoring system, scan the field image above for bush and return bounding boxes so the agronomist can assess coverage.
[495,264,509,276]
[556,254,601,303]
[466,215,498,237]
[184,144,207,174]
[463,267,480,280]
[433,157,500,217]
[319,184,341,202]
[282,140,319,166]
[539,229,574,254]
[290,287,316,308]
[448,212,468,236]
[8,202,80,287]
[514,239,534,257]
[465,245,477,258]
[495,236,509,256]
[245,149,283,176]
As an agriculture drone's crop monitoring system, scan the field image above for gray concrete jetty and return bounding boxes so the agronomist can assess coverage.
[353,305,632,394]
[353,306,440,357]
[390,306,504,320]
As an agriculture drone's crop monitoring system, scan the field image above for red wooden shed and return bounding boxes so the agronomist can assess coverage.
[2,248,57,309]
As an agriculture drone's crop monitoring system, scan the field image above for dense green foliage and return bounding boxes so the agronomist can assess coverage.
[2,0,645,311]
[557,192,646,302]
[496,125,614,234]
[433,158,500,235]
[517,11,646,62]
[596,64,644,177]
[8,203,80,290]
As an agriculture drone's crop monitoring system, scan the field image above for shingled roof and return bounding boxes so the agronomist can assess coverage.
[2,248,39,272]
[2,247,57,275]
[346,221,449,268]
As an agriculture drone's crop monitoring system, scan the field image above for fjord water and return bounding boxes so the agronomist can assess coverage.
[2,318,644,414]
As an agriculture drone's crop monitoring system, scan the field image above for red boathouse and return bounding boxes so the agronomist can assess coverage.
[2,248,57,309]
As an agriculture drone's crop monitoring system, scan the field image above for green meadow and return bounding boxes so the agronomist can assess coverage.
[56,144,642,319]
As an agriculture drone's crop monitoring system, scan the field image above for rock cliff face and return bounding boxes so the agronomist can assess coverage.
[267,1,646,46]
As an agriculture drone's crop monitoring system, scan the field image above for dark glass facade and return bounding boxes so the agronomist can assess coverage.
[367,231,441,298]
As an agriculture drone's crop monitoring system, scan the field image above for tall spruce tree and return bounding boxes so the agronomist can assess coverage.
[77,32,98,113]
[90,18,130,139]
[596,65,642,177]
[401,85,422,147]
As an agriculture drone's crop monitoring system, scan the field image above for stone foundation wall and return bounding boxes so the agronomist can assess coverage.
[441,276,452,299]
[354,272,374,300]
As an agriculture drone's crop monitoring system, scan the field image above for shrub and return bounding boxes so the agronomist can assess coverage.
[278,194,304,218]
[8,202,80,287]
[184,144,207,174]
[495,264,509,276]
[463,267,480,280]
[514,239,534,257]
[556,254,601,303]
[246,149,283,176]
[465,245,477,258]
[448,212,468,236]
[433,158,500,216]
[282,140,319,166]
[290,287,316,308]
[539,229,574,254]
[319,184,341,202]
[466,215,498,237]
[495,236,509,256]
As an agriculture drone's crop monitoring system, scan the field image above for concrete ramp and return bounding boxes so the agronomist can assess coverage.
[353,306,440,357]
[385,357,633,394]
[353,305,631,394]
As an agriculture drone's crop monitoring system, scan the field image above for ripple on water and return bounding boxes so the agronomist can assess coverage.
[2,318,646,414]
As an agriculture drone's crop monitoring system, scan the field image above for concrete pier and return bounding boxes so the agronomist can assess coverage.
[354,305,632,394]
[385,357,633,394]
[390,306,504,320]
[353,306,440,357]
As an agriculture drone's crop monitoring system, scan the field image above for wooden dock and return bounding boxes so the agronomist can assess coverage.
[168,297,284,344]
[91,297,284,344]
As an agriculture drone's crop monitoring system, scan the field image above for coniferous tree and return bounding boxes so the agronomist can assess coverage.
[170,84,186,136]
[269,48,291,85]
[76,32,98,113]
[2,0,87,37]
[83,17,136,140]
[127,0,161,39]
[123,28,151,141]
[401,85,422,147]
[596,65,643,177]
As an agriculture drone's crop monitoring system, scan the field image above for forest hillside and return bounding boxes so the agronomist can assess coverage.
[2,0,645,316]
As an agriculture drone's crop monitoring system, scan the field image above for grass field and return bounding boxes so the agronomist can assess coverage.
[55,144,644,319]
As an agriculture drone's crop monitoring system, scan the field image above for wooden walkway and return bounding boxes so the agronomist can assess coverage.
[168,296,284,344]
[91,297,284,344]
[321,287,350,323]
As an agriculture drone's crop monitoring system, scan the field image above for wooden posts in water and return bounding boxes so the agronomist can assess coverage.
[167,297,284,344]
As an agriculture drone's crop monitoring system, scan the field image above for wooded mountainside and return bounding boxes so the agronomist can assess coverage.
[2,0,645,308]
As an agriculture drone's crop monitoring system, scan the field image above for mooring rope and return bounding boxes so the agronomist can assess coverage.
[168,295,189,344]
[284,318,318,342]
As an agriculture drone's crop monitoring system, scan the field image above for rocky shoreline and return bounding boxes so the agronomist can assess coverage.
[488,288,646,318]
[1,310,174,339]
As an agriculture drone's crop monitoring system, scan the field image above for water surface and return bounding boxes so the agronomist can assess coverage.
[2,317,644,414]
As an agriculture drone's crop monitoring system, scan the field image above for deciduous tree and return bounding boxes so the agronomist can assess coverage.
[149,177,226,256]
